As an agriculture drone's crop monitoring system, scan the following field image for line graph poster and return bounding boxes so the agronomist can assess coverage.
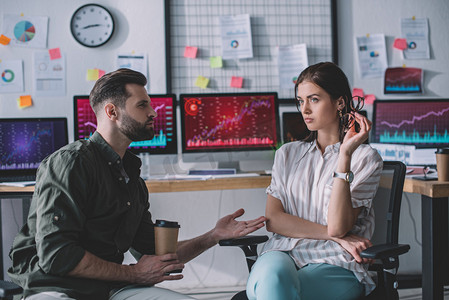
[2,14,48,48]
[0,60,24,93]
[374,101,449,147]
[384,67,423,94]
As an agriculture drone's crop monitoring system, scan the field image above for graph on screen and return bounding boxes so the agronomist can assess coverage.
[74,95,177,154]
[181,93,279,152]
[373,99,449,148]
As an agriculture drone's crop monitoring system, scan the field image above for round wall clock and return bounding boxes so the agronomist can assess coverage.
[70,4,115,47]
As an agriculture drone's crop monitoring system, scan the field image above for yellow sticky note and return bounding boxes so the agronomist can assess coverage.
[210,56,223,68]
[18,95,32,108]
[0,34,11,45]
[87,69,100,81]
[194,76,209,89]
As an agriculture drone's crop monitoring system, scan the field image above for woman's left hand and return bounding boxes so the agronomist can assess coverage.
[340,112,371,156]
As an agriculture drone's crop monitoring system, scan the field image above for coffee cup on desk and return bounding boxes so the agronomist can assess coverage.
[154,219,180,255]
[435,148,449,182]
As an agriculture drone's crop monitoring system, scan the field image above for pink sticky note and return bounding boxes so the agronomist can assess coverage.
[364,94,376,105]
[393,38,408,50]
[48,48,62,60]
[98,69,106,78]
[352,88,364,98]
[230,76,243,88]
[184,46,198,58]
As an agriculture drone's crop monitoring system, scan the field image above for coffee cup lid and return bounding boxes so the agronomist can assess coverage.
[155,219,180,228]
[436,148,449,154]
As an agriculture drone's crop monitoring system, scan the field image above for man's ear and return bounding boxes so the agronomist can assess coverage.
[104,103,118,121]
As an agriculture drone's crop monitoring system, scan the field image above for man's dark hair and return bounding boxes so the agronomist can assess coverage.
[89,68,147,115]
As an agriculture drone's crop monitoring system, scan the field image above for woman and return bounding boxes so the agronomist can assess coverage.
[246,62,383,300]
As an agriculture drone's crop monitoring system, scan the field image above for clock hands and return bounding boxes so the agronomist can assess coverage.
[82,24,103,29]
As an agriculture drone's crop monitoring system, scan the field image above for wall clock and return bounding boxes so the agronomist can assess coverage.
[70,4,114,47]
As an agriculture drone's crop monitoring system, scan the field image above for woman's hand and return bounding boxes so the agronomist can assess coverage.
[332,233,373,264]
[340,112,371,156]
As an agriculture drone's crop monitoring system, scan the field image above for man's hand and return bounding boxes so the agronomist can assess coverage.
[131,253,185,285]
[211,208,267,243]
[332,233,373,264]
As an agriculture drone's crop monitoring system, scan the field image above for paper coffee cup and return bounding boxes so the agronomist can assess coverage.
[154,220,180,255]
[435,148,449,182]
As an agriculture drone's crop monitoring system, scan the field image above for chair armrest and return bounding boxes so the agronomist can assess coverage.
[361,243,410,260]
[219,235,268,247]
[0,281,22,298]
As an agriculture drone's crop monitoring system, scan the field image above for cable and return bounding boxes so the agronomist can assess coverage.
[403,193,422,246]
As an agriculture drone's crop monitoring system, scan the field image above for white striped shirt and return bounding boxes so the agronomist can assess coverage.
[262,140,383,295]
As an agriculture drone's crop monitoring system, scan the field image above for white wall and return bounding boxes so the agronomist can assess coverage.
[0,0,166,142]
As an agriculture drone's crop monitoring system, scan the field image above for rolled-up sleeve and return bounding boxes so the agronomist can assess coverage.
[266,146,287,205]
[34,150,91,275]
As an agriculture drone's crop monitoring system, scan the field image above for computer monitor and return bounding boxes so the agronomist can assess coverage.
[179,92,280,171]
[372,99,449,148]
[73,94,178,154]
[0,118,68,178]
[282,112,310,143]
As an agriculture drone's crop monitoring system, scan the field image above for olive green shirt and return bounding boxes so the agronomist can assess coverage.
[8,132,155,299]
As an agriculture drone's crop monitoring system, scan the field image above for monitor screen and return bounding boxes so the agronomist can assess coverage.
[282,112,310,143]
[372,99,449,148]
[0,118,68,170]
[73,95,178,154]
[180,93,280,154]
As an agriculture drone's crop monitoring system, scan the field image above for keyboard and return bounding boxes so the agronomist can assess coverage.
[0,174,36,183]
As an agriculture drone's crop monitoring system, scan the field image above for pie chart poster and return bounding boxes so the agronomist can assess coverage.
[2,14,48,49]
[0,60,24,93]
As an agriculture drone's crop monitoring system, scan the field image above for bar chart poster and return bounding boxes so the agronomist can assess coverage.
[183,95,278,151]
[384,67,423,94]
[374,101,449,147]
[74,96,176,153]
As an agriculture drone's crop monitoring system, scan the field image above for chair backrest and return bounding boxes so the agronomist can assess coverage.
[370,161,407,246]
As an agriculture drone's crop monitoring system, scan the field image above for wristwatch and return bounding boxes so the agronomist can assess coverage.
[333,171,354,183]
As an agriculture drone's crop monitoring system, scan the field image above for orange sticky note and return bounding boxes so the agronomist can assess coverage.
[0,34,11,45]
[393,38,408,50]
[18,95,32,108]
[352,88,364,98]
[48,48,62,60]
[98,69,106,78]
[87,69,100,81]
[184,46,198,58]
[230,76,243,88]
[194,75,209,89]
[364,94,376,105]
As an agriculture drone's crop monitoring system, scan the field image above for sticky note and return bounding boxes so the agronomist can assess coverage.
[194,76,209,89]
[18,95,32,108]
[230,76,243,88]
[210,56,223,68]
[393,38,408,50]
[352,88,364,98]
[0,34,11,45]
[184,46,198,58]
[48,47,62,60]
[87,69,100,81]
[98,69,106,78]
[364,94,376,105]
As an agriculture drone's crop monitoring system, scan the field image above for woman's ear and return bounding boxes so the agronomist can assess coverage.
[337,96,346,110]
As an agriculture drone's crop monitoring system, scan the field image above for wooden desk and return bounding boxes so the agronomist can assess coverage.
[1,176,448,299]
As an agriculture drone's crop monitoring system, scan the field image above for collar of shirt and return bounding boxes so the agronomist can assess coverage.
[309,140,341,155]
[89,131,142,180]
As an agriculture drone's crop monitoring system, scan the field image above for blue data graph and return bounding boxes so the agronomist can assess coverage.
[374,100,449,148]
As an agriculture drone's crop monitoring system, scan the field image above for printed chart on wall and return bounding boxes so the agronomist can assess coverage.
[2,14,48,48]
[0,60,24,93]
[168,0,335,98]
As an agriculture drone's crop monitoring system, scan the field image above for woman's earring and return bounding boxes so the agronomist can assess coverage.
[338,109,343,119]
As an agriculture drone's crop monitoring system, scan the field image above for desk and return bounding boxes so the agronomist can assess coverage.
[0,177,448,299]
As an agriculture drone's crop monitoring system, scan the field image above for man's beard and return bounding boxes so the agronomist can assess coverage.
[118,113,155,142]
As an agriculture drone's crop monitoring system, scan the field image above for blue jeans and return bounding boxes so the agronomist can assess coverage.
[246,251,364,300]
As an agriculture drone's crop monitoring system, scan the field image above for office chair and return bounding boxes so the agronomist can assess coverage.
[220,161,409,300]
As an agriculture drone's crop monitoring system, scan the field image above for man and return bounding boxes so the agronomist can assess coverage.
[8,69,266,300]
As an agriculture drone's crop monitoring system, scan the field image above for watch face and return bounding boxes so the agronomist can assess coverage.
[70,4,114,47]
[347,171,354,183]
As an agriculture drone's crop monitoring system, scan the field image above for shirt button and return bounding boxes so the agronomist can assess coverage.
[54,216,59,221]
[108,162,112,165]
[127,201,131,206]
[118,177,123,181]
[117,160,120,164]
